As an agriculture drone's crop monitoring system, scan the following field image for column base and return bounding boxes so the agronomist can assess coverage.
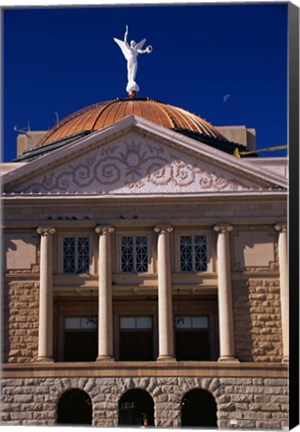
[282,357,289,364]
[218,356,239,363]
[157,355,176,362]
[36,356,54,363]
[96,355,115,362]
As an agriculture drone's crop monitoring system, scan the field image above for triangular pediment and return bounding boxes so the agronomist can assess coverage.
[3,116,287,196]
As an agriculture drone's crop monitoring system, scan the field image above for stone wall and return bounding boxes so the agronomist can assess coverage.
[4,276,283,363]
[233,278,283,362]
[3,280,39,363]
[1,376,288,429]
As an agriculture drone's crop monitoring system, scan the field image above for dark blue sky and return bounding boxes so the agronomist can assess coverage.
[3,3,288,162]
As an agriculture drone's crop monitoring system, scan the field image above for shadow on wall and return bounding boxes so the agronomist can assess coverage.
[4,234,38,272]
[232,280,254,362]
[3,282,12,362]
[233,229,276,270]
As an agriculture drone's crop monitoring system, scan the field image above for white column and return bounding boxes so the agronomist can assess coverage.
[214,224,238,362]
[154,224,175,361]
[95,225,115,361]
[275,224,289,362]
[36,226,55,362]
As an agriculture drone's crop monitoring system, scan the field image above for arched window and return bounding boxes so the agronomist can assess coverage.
[181,389,217,428]
[119,388,154,426]
[57,389,92,425]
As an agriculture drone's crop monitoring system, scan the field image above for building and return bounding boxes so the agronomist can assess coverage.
[1,97,288,429]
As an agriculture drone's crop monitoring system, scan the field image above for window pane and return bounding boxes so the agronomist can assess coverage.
[65,317,81,329]
[63,238,75,273]
[180,236,193,272]
[175,316,192,328]
[77,237,90,273]
[135,236,148,272]
[180,235,208,272]
[120,317,136,329]
[136,316,152,329]
[121,236,149,273]
[194,236,207,272]
[121,237,134,272]
[192,316,209,329]
[80,317,97,329]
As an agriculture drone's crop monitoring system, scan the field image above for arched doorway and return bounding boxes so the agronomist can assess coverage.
[119,389,154,426]
[181,389,217,428]
[57,389,92,425]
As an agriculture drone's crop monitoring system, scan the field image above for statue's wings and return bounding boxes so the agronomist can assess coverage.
[135,38,146,51]
[113,38,128,57]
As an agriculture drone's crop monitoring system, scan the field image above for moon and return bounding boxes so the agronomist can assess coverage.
[223,94,231,103]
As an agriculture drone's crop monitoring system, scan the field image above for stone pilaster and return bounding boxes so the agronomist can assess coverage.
[154,224,175,361]
[95,226,115,361]
[36,226,55,362]
[275,224,288,362]
[214,224,238,362]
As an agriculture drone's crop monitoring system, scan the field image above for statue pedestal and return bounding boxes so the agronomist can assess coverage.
[126,81,140,95]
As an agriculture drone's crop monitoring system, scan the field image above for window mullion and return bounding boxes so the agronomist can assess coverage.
[192,236,196,272]
[133,236,137,273]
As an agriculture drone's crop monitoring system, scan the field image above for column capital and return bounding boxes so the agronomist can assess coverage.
[214,224,233,234]
[95,225,115,235]
[154,224,173,234]
[275,224,287,233]
[37,226,56,236]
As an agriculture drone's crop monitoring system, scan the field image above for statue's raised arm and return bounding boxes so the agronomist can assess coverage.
[114,25,153,97]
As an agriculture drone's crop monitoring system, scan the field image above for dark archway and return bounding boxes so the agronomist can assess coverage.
[57,389,92,425]
[119,389,154,426]
[181,389,217,428]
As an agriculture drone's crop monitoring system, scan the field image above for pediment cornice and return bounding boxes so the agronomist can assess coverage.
[2,115,287,193]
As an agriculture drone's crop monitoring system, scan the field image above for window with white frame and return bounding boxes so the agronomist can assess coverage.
[179,235,207,272]
[63,237,90,273]
[121,236,149,273]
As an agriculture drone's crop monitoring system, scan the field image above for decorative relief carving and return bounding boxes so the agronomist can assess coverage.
[16,137,257,194]
[274,224,287,233]
[95,226,115,235]
[36,227,56,236]
[213,224,233,234]
[154,224,173,235]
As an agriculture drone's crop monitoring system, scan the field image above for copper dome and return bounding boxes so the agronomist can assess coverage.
[38,98,226,146]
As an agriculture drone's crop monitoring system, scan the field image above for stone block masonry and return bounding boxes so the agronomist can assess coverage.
[1,376,288,429]
[3,281,39,363]
[233,278,283,362]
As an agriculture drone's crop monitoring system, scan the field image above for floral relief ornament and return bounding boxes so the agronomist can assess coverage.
[17,138,250,194]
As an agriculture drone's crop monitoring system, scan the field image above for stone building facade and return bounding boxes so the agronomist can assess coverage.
[1,99,288,429]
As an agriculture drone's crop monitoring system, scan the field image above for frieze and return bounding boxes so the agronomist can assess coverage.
[13,137,260,194]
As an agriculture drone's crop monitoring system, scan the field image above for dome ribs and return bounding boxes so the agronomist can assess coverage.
[36,97,228,147]
[152,100,175,128]
[91,99,119,130]
[115,99,131,122]
[37,101,103,146]
[140,100,158,124]
[165,104,192,130]
[59,108,95,139]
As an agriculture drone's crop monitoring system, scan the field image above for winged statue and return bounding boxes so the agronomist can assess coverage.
[114,25,153,97]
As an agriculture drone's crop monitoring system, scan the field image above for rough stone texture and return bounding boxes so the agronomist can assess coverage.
[1,376,289,429]
[3,280,39,363]
[233,278,283,362]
